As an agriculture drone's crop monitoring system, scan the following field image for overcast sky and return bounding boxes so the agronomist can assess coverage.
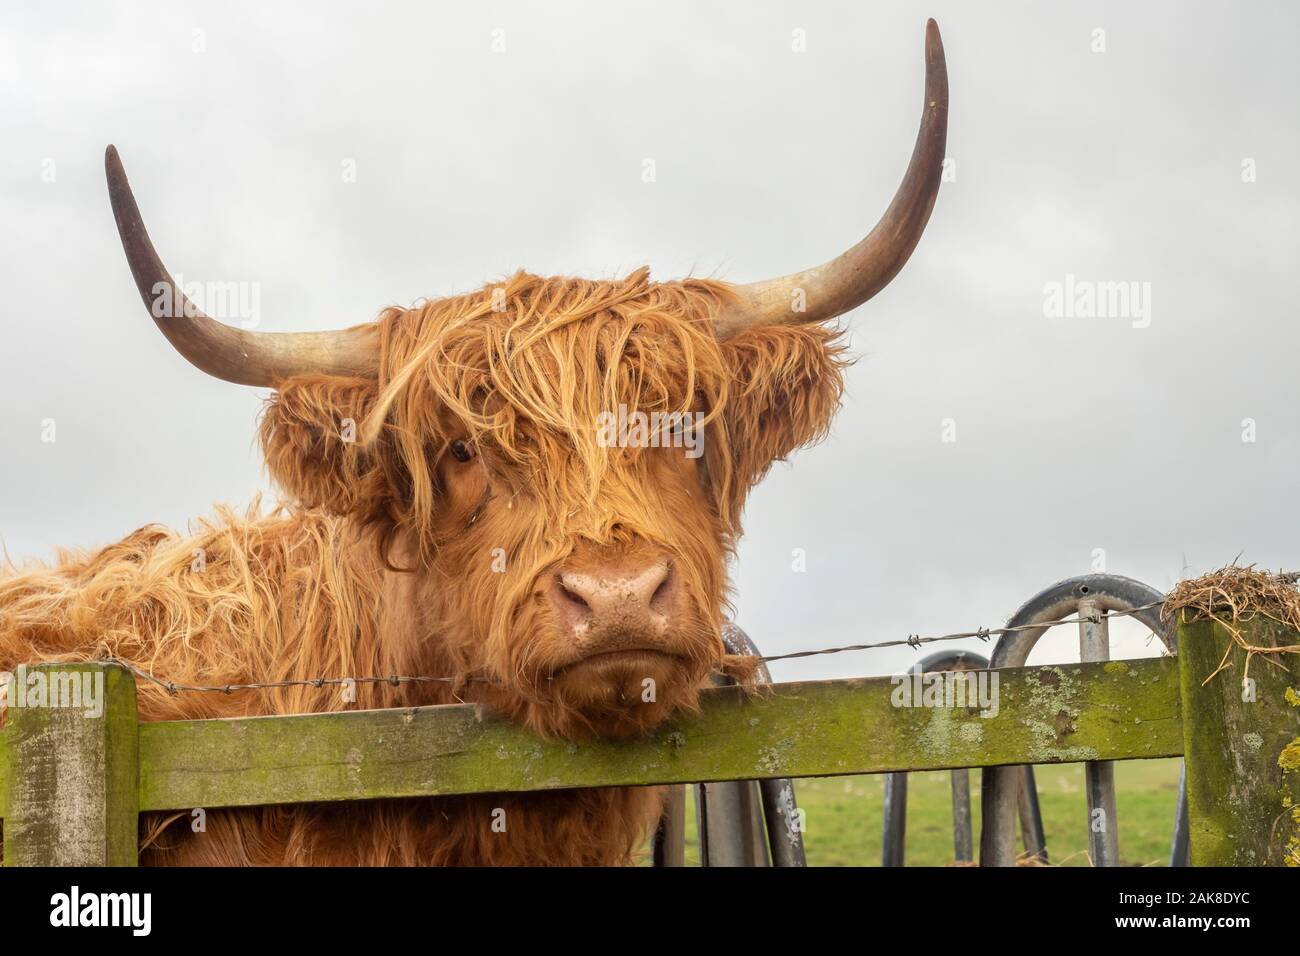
[1,1,1296,682]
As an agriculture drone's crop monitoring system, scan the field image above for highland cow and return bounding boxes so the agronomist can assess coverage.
[0,22,948,865]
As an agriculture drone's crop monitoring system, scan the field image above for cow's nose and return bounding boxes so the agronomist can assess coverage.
[550,560,676,634]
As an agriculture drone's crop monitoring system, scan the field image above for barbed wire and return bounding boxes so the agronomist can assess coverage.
[756,600,1165,663]
[95,600,1166,697]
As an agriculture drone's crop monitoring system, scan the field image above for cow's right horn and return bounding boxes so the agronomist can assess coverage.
[105,146,377,387]
[712,19,948,340]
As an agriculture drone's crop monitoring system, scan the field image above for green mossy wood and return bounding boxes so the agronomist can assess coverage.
[3,658,1180,830]
[1176,618,1300,866]
[2,664,138,866]
[136,658,1180,810]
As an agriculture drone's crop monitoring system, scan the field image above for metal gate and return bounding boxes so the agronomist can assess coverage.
[656,574,1188,867]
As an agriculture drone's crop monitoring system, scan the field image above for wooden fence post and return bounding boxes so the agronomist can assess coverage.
[1177,618,1300,866]
[3,663,138,866]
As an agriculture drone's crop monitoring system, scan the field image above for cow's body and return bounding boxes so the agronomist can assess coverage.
[0,508,660,865]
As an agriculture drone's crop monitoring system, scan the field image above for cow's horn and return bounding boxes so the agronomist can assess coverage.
[105,146,377,386]
[713,19,948,340]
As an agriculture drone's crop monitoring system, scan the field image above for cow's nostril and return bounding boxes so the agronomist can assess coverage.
[650,565,674,612]
[556,576,592,612]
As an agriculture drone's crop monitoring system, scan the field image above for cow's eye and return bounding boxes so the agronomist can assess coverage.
[449,439,475,463]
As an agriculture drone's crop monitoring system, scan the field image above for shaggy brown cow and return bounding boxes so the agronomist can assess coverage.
[0,21,947,865]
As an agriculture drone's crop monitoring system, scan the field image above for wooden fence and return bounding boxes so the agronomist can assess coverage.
[1,618,1297,866]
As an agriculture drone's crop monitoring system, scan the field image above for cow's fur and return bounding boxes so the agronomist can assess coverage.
[0,269,847,865]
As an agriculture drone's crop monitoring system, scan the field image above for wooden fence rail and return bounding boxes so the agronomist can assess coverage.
[1,619,1297,866]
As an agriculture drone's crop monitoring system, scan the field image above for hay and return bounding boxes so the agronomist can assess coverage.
[1162,566,1300,685]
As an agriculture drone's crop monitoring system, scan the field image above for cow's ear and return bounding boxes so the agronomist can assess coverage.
[710,325,847,516]
[259,375,389,517]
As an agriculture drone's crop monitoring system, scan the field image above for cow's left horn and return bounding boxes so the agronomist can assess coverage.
[105,146,377,386]
[713,19,948,340]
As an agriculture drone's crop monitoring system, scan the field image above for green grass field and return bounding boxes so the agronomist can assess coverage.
[676,758,1183,866]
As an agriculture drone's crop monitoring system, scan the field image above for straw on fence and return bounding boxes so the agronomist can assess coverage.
[1162,566,1300,684]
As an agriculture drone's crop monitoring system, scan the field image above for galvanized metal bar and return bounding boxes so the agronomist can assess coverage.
[1169,764,1189,867]
[651,786,687,867]
[759,777,806,868]
[740,780,771,866]
[950,768,973,862]
[1017,765,1048,862]
[696,780,758,867]
[1078,598,1121,866]
[881,772,908,866]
